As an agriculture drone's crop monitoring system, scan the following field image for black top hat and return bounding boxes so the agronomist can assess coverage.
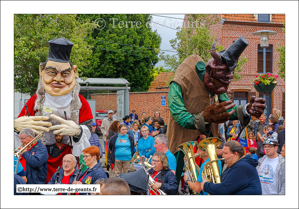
[219,36,249,71]
[47,38,73,63]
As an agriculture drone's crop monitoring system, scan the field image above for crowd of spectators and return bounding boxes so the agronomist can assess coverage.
[14,108,285,196]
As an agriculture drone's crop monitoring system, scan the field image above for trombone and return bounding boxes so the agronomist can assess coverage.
[14,131,44,174]
[142,164,166,195]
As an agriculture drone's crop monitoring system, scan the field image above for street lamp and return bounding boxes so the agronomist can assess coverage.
[253,30,277,116]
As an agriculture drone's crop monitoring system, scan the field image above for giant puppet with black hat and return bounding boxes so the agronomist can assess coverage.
[166,36,267,184]
[14,38,93,157]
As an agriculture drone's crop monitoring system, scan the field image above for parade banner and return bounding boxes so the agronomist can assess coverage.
[238,127,249,154]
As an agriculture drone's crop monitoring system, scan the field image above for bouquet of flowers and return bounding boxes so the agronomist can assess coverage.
[253,73,278,86]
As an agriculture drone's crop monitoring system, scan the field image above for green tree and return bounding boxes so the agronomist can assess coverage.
[159,53,180,71]
[161,14,247,80]
[77,14,161,92]
[277,46,285,80]
[151,66,170,80]
[276,26,285,80]
[233,55,248,81]
[14,14,94,95]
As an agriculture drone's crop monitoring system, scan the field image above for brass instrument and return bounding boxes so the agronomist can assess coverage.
[198,137,223,184]
[130,150,141,164]
[143,155,153,169]
[144,165,166,195]
[14,131,44,159]
[14,131,44,158]
[14,131,44,174]
[177,141,199,195]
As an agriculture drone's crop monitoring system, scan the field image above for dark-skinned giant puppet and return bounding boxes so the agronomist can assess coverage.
[14,38,93,157]
[166,36,266,182]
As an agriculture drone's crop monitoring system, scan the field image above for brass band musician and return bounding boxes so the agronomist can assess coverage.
[201,140,262,195]
[148,152,178,195]
[19,128,48,185]
[183,144,222,195]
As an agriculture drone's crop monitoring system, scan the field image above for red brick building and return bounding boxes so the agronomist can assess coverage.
[91,91,170,124]
[186,14,285,118]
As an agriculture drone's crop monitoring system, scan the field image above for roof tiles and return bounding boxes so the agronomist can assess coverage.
[272,14,285,23]
[222,14,285,23]
[222,14,256,22]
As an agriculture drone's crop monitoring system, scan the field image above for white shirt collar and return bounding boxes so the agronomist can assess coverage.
[45,92,72,109]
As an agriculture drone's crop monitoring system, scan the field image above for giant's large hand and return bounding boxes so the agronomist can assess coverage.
[247,96,266,118]
[203,100,236,124]
[14,116,52,134]
[49,114,80,136]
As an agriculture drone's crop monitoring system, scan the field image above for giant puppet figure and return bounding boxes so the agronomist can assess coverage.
[166,36,266,183]
[14,38,93,157]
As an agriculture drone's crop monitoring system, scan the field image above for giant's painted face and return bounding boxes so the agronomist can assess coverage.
[39,60,78,96]
[203,43,235,95]
[203,57,234,95]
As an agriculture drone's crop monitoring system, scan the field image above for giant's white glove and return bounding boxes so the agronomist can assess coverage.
[49,114,80,136]
[14,116,52,135]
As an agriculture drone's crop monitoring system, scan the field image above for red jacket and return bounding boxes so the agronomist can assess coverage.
[18,93,93,124]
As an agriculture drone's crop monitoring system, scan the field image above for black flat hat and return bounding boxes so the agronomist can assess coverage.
[219,36,249,71]
[47,38,73,63]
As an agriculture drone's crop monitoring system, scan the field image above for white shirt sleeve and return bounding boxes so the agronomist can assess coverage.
[100,119,107,135]
[71,125,91,157]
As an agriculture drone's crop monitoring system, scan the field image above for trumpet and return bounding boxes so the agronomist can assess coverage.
[14,131,44,159]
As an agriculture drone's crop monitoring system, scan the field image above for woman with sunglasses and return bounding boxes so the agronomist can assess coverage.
[148,152,178,195]
[73,146,107,185]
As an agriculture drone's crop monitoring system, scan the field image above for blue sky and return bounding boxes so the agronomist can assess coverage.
[150,14,185,67]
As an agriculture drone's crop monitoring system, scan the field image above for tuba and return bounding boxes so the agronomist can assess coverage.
[198,137,224,184]
[177,141,200,195]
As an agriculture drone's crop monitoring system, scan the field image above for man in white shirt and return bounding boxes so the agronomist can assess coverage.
[100,110,117,152]
[256,137,285,195]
